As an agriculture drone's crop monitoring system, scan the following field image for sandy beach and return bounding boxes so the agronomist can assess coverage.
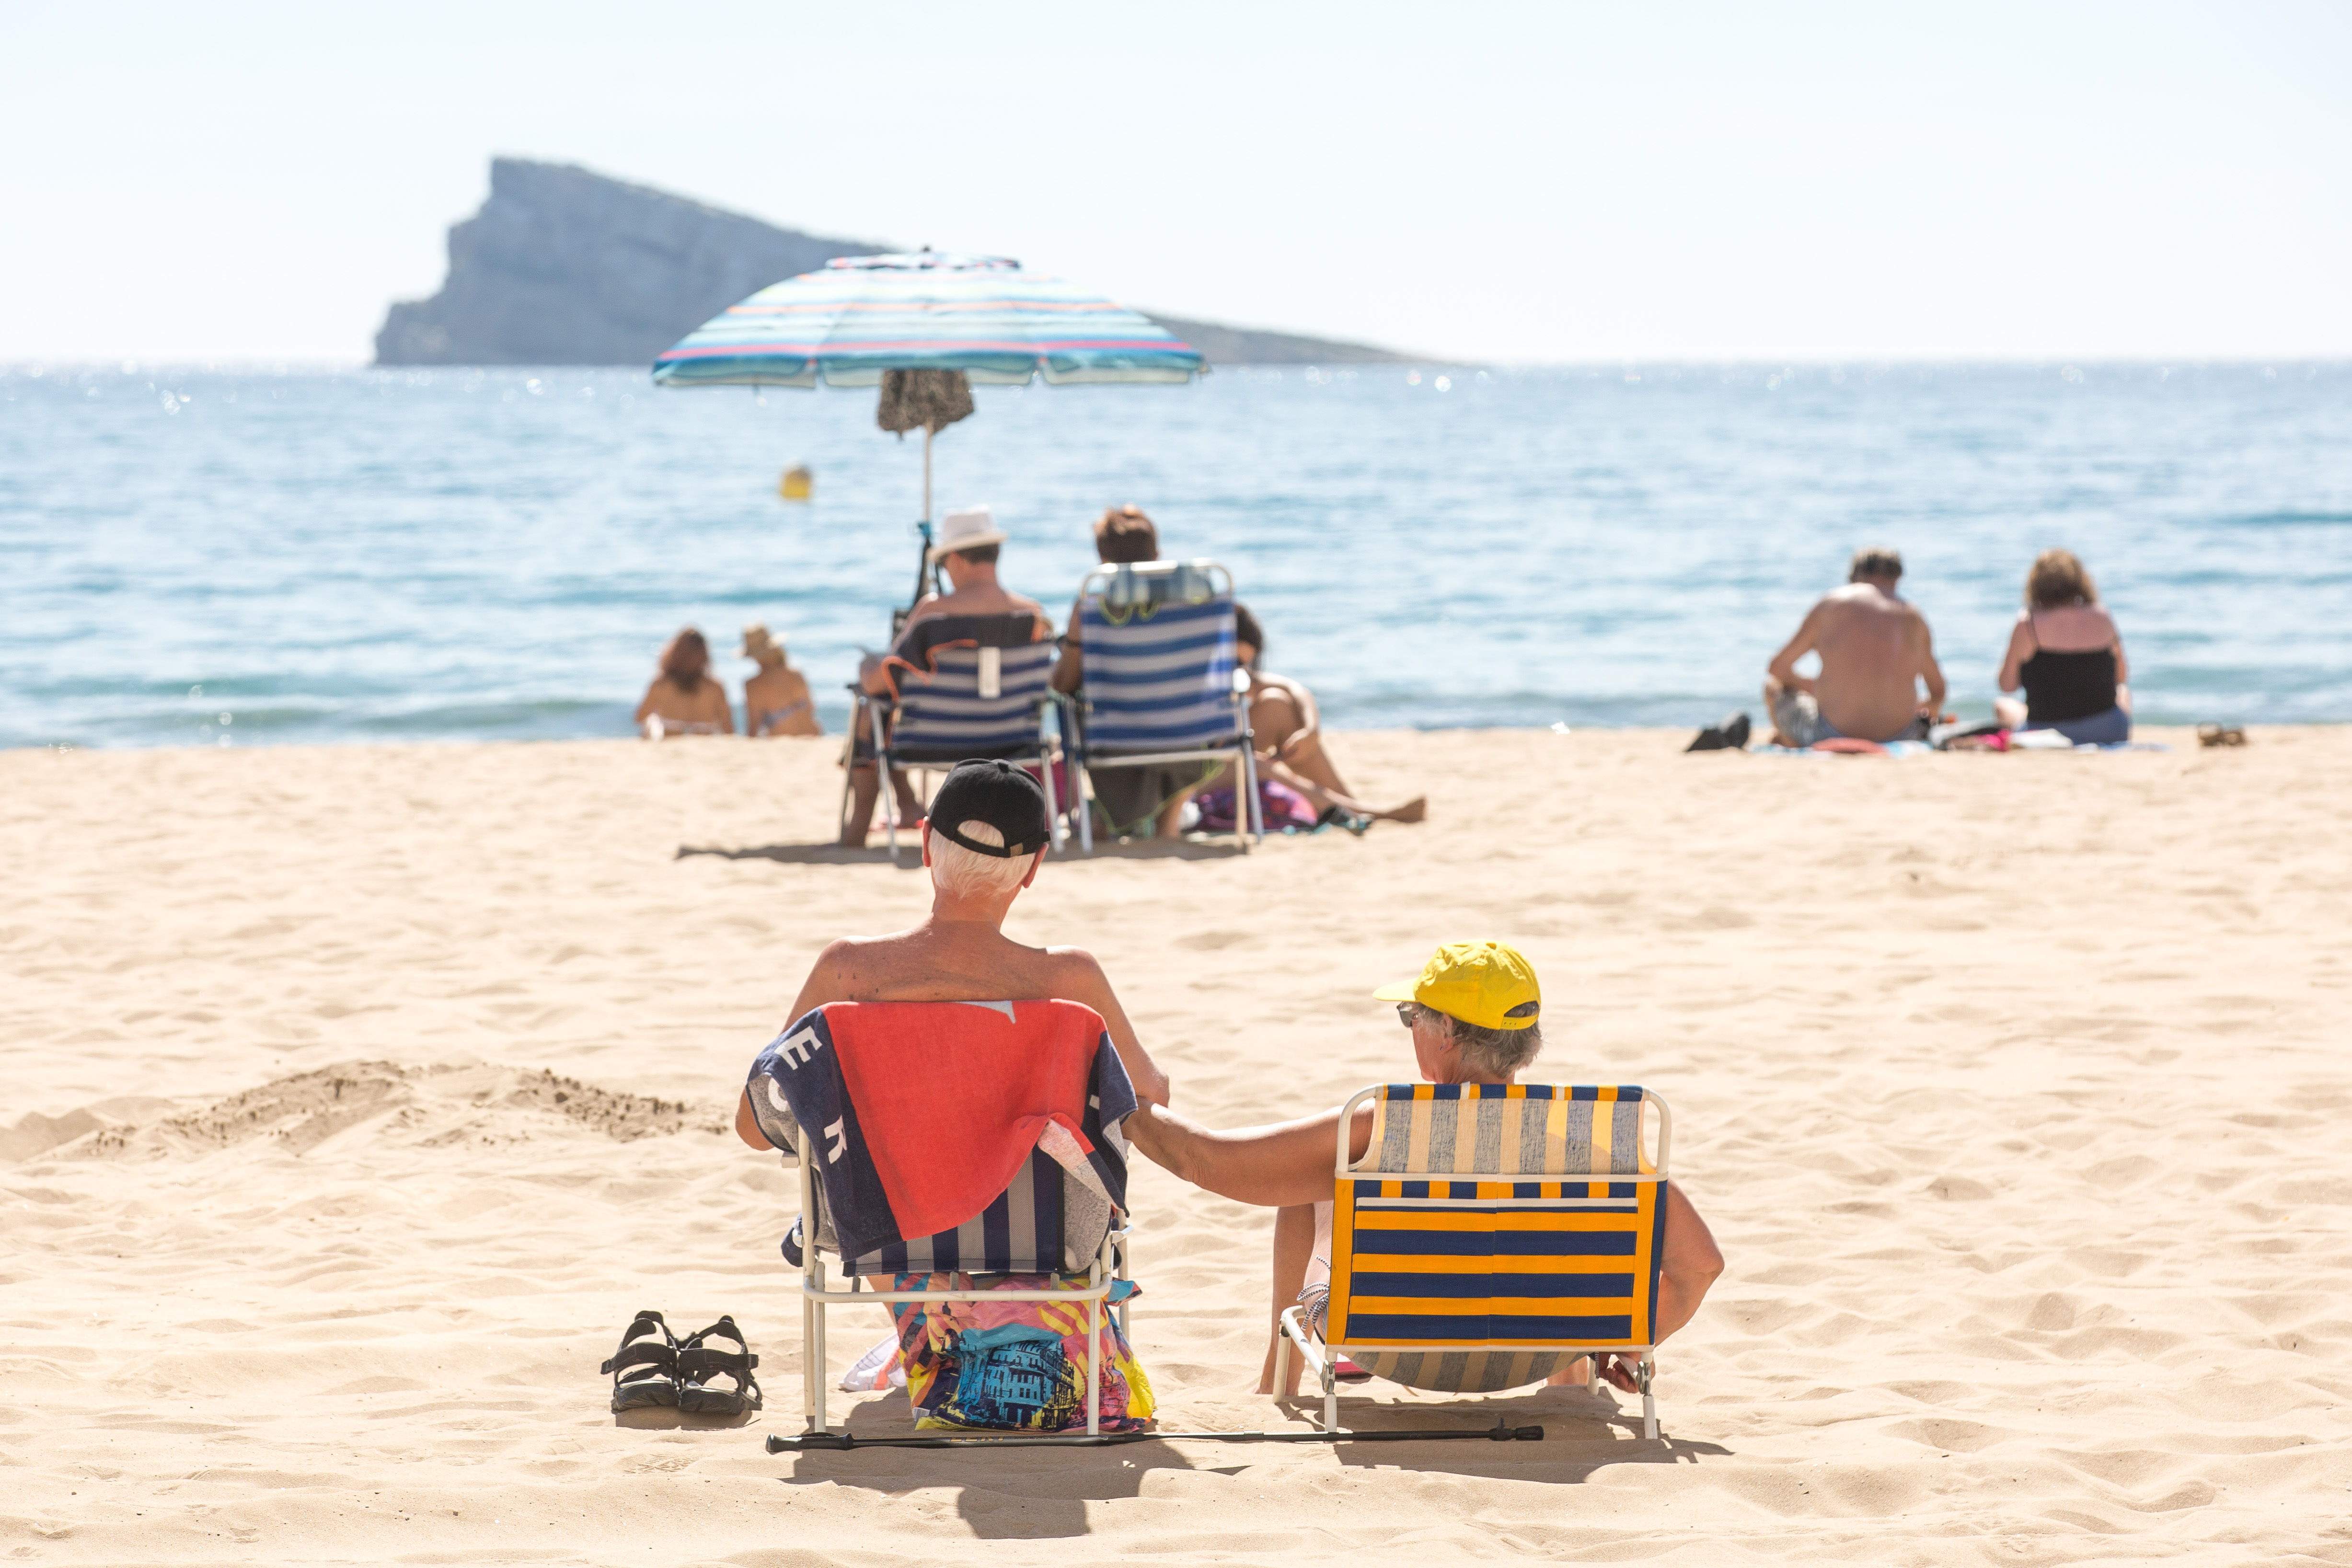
[5,726,2348,1565]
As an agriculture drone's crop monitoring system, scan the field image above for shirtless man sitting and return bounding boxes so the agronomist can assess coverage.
[842,505,1055,846]
[738,759,1171,1158]
[1764,546,1948,747]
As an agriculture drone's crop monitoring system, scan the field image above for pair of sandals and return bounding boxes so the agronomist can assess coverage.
[601,1310,761,1415]
[2197,724,2247,748]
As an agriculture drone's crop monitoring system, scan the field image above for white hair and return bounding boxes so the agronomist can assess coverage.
[927,819,1034,899]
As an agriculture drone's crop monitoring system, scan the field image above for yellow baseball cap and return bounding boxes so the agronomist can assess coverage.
[1373,941,1541,1031]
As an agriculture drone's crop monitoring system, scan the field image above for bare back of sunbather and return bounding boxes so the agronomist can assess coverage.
[1765,580,1946,743]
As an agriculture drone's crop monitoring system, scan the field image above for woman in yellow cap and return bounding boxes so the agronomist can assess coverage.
[1123,940,1723,1397]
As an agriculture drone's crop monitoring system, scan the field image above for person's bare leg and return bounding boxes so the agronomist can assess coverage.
[1153,776,1216,840]
[1762,676,1800,748]
[841,764,881,846]
[1993,696,2027,729]
[1260,757,1426,825]
[1274,734,1426,823]
[888,767,923,826]
[1257,1203,1316,1395]
[1275,728,1355,802]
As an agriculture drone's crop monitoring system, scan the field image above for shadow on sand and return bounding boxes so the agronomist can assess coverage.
[677,837,1240,867]
[758,1386,1729,1540]
[676,842,922,867]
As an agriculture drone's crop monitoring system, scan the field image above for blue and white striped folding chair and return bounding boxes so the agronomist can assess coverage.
[1069,561,1259,852]
[842,612,1065,861]
[1275,1083,1674,1438]
[746,1000,1139,1437]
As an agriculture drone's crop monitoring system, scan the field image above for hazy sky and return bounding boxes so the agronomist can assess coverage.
[4,1,2349,363]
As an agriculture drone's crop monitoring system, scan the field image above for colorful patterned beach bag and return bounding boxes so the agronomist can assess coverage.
[889,1272,1155,1433]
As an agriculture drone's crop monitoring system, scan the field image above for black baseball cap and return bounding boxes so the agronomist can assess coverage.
[926,760,1049,858]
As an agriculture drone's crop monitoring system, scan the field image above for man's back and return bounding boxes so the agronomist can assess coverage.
[1814,584,1927,729]
[904,583,1050,641]
[1780,581,1941,742]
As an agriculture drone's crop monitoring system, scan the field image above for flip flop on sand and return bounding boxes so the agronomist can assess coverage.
[677,1316,762,1415]
[600,1309,679,1413]
[2198,724,2247,748]
[1684,711,1752,752]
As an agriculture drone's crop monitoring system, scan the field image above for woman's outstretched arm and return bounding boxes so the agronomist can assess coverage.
[1124,1101,1372,1208]
[1654,1181,1725,1342]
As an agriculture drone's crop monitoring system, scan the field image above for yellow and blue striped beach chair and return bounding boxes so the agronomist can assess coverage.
[1275,1082,1674,1438]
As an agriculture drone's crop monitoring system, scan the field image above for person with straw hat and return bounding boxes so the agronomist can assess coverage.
[739,623,821,738]
[843,505,1054,845]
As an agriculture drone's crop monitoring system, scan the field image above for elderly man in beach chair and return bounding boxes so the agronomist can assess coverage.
[742,993,1152,1435]
[841,505,1061,850]
[733,760,1175,1433]
[1123,941,1723,1438]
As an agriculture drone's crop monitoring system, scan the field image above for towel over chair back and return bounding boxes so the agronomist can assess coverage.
[884,613,1057,759]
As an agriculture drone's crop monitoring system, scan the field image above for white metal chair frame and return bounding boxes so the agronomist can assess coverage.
[1273,1084,1675,1439]
[792,1131,1133,1437]
[1065,560,1261,854]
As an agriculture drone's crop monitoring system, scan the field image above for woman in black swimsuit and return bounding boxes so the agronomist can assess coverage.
[1995,549,2131,745]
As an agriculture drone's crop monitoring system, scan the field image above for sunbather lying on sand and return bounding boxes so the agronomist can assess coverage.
[1123,941,1722,1394]
[1227,605,1426,825]
[734,759,1171,1156]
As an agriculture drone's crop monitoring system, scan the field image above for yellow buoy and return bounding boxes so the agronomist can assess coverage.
[779,464,813,502]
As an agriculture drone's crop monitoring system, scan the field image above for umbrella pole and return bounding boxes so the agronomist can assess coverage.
[922,425,933,525]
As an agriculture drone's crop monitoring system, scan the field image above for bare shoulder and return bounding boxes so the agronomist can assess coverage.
[804,936,859,981]
[1039,945,1114,1002]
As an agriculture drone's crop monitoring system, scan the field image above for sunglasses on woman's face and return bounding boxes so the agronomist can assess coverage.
[1395,1002,1421,1028]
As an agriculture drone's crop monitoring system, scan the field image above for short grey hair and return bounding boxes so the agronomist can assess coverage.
[927,819,1034,898]
[1425,1003,1544,1078]
[1849,545,1903,582]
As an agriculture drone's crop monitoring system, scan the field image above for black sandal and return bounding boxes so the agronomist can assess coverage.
[677,1316,762,1415]
[600,1310,679,1412]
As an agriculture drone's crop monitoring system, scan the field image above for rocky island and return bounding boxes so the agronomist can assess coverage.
[376,159,1410,368]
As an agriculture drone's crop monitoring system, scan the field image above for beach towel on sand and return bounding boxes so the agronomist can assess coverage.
[746,999,1137,1265]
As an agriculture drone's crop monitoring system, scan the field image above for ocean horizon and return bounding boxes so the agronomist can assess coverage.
[6,360,2349,750]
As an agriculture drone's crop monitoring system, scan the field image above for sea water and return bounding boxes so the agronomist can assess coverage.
[3,362,2349,749]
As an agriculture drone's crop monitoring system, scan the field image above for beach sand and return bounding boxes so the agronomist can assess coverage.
[4,727,2348,1565]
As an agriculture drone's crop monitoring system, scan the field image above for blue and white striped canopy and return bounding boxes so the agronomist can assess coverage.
[651,253,1202,389]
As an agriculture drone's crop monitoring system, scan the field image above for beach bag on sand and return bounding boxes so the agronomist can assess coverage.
[888,1272,1155,1433]
[1194,779,1319,833]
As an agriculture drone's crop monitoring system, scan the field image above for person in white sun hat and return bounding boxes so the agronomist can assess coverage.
[841,506,1056,845]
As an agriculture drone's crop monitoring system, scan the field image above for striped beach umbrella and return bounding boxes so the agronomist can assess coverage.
[652,253,1201,600]
[649,252,1203,388]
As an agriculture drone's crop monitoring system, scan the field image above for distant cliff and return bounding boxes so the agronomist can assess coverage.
[376,159,1411,368]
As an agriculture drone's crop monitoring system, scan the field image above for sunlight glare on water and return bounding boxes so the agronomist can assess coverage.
[2,363,2348,748]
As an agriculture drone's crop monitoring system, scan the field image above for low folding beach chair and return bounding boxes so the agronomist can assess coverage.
[1275,1083,1675,1439]
[841,612,1065,861]
[745,999,1139,1438]
[1067,560,1260,852]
